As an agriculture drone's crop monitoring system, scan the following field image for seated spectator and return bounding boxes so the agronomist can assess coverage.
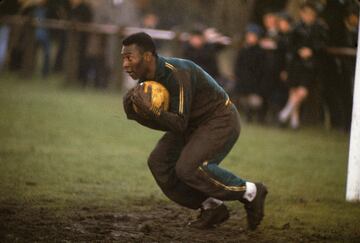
[279,3,328,129]
[234,24,266,123]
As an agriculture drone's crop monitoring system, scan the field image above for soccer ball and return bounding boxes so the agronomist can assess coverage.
[133,81,170,114]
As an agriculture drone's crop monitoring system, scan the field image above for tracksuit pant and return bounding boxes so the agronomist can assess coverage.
[148,103,247,209]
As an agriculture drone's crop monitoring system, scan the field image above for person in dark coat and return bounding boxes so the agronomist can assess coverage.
[50,0,71,73]
[7,0,51,76]
[340,9,358,131]
[182,29,223,81]
[279,3,328,129]
[68,0,93,85]
[259,10,282,123]
[277,12,293,81]
[234,24,266,122]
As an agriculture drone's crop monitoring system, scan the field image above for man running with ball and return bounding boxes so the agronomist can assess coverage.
[122,32,268,230]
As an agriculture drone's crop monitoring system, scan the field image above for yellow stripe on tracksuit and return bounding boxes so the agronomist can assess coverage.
[165,62,184,115]
[198,161,246,192]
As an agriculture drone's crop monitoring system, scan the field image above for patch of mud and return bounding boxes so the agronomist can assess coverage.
[1,201,358,242]
[62,204,252,242]
[0,201,251,242]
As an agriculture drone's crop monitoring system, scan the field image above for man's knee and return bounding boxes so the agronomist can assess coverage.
[147,152,159,173]
[175,162,198,184]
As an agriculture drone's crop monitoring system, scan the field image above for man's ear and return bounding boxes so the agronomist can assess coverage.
[144,52,152,62]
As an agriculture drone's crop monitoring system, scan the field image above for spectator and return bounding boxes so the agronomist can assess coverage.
[259,10,282,123]
[234,24,266,123]
[85,0,112,88]
[68,0,93,86]
[340,9,358,131]
[273,12,293,116]
[8,0,33,72]
[0,24,9,71]
[0,0,21,71]
[50,0,71,73]
[141,12,159,29]
[182,29,223,81]
[277,12,293,84]
[279,3,328,129]
[22,0,51,77]
[343,9,358,91]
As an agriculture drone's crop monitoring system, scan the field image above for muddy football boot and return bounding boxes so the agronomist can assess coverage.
[243,183,268,230]
[188,204,230,229]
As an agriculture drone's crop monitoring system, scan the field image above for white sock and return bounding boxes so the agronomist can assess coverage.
[202,197,223,210]
[243,182,257,202]
[290,113,299,129]
[279,103,294,122]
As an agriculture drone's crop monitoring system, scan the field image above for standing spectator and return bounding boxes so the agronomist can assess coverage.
[85,0,112,88]
[68,0,93,86]
[279,3,328,129]
[0,0,21,71]
[141,12,159,29]
[277,12,293,83]
[340,9,358,131]
[50,0,71,73]
[0,24,9,71]
[182,29,223,81]
[273,12,293,117]
[7,0,33,72]
[23,0,51,77]
[259,10,282,123]
[234,24,266,123]
[320,0,350,130]
[343,9,358,93]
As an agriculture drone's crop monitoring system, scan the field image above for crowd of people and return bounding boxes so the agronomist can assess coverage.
[0,0,358,130]
[235,3,330,129]
[181,2,358,130]
[0,0,141,88]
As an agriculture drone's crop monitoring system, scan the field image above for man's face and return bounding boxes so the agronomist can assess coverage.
[121,44,148,80]
[300,7,317,25]
[278,19,290,33]
[263,13,278,30]
[245,32,259,46]
[189,35,205,49]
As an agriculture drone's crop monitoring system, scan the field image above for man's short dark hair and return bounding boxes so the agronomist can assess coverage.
[122,32,157,56]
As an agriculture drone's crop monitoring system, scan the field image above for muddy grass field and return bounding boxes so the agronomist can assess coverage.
[1,75,360,242]
[2,200,352,242]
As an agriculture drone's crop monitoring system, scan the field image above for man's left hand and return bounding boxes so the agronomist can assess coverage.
[131,84,155,117]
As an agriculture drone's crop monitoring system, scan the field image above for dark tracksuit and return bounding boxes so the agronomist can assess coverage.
[124,56,247,209]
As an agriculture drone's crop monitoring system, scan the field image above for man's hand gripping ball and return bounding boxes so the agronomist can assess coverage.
[131,81,170,118]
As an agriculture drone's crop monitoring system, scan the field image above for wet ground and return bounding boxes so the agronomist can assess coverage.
[0,201,356,242]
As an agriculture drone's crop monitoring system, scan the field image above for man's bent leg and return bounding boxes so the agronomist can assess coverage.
[175,105,267,229]
[175,106,247,200]
[148,132,207,209]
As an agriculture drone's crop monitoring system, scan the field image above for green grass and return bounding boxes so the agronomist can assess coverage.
[1,73,359,241]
